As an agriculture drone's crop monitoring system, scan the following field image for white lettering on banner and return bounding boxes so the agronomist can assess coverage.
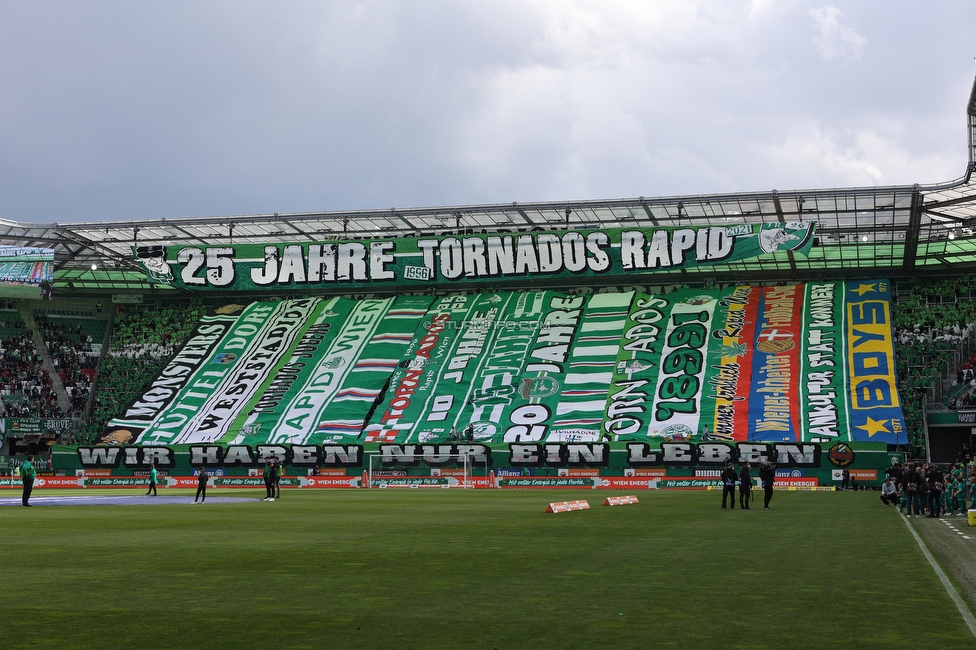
[605,296,670,438]
[78,447,122,467]
[650,299,716,431]
[119,322,231,421]
[804,283,842,440]
[619,227,733,269]
[73,442,823,469]
[503,295,584,443]
[173,299,320,444]
[378,444,492,466]
[261,298,392,444]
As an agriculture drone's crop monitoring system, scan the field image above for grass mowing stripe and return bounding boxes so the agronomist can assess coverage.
[901,511,976,638]
[2,490,975,649]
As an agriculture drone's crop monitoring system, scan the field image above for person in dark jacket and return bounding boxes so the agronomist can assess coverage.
[739,462,752,509]
[903,463,922,517]
[720,462,737,509]
[885,462,904,490]
[263,459,275,501]
[925,465,945,518]
[274,457,283,499]
[194,466,209,504]
[759,462,775,510]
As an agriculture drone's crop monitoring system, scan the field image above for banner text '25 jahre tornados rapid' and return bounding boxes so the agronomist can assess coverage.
[103,280,907,447]
[134,223,816,292]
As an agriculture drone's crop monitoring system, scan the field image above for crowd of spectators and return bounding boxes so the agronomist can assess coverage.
[35,313,99,417]
[892,276,976,456]
[893,276,976,334]
[111,301,205,358]
[0,321,63,419]
[72,301,206,444]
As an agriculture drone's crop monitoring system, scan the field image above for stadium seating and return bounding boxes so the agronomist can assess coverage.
[0,320,63,419]
[72,301,206,444]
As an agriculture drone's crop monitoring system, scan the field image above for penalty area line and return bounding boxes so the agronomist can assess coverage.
[901,512,976,638]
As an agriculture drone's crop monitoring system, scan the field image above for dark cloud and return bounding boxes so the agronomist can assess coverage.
[0,1,974,223]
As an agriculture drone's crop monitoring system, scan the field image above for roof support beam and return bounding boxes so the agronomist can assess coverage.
[903,188,923,272]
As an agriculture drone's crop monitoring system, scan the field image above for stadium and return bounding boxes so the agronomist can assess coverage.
[6,70,976,650]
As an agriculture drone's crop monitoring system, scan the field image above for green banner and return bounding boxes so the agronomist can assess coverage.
[3,418,73,436]
[800,282,850,442]
[365,291,528,444]
[98,280,907,447]
[232,296,356,444]
[302,294,432,445]
[135,223,816,292]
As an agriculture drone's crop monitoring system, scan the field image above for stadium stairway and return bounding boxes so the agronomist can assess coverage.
[20,303,72,415]
[79,306,115,421]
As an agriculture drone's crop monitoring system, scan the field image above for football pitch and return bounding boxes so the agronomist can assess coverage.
[2,489,975,649]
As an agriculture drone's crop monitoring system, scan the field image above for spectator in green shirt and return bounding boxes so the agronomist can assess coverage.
[21,454,36,507]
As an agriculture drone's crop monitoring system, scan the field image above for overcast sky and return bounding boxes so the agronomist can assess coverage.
[1,1,975,224]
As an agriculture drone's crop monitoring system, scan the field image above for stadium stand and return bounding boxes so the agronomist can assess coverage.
[34,310,101,418]
[0,321,63,419]
[71,301,205,444]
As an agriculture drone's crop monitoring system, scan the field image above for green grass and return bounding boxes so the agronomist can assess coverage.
[1,489,974,649]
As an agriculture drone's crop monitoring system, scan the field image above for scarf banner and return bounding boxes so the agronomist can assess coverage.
[102,279,906,446]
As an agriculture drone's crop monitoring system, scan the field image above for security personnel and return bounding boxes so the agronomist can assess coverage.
[739,462,753,510]
[20,454,36,507]
[926,465,945,518]
[903,463,922,517]
[720,462,737,509]
[760,462,775,510]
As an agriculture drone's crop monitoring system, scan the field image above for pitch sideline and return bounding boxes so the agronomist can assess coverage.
[901,512,976,638]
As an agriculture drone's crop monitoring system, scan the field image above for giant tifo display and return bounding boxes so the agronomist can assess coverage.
[65,279,904,483]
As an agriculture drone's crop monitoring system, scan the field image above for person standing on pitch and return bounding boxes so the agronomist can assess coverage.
[145,462,158,496]
[925,464,945,518]
[903,463,922,517]
[194,466,208,504]
[949,475,964,515]
[738,462,752,509]
[20,454,36,507]
[968,476,976,512]
[263,458,276,501]
[720,461,737,509]
[760,461,775,510]
[274,457,283,499]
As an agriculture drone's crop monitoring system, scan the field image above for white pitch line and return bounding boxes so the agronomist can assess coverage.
[901,513,976,638]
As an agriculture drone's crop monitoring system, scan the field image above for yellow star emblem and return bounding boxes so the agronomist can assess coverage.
[856,417,890,438]
[851,283,877,297]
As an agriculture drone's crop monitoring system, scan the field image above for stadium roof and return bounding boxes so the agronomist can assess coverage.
[10,77,976,296]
